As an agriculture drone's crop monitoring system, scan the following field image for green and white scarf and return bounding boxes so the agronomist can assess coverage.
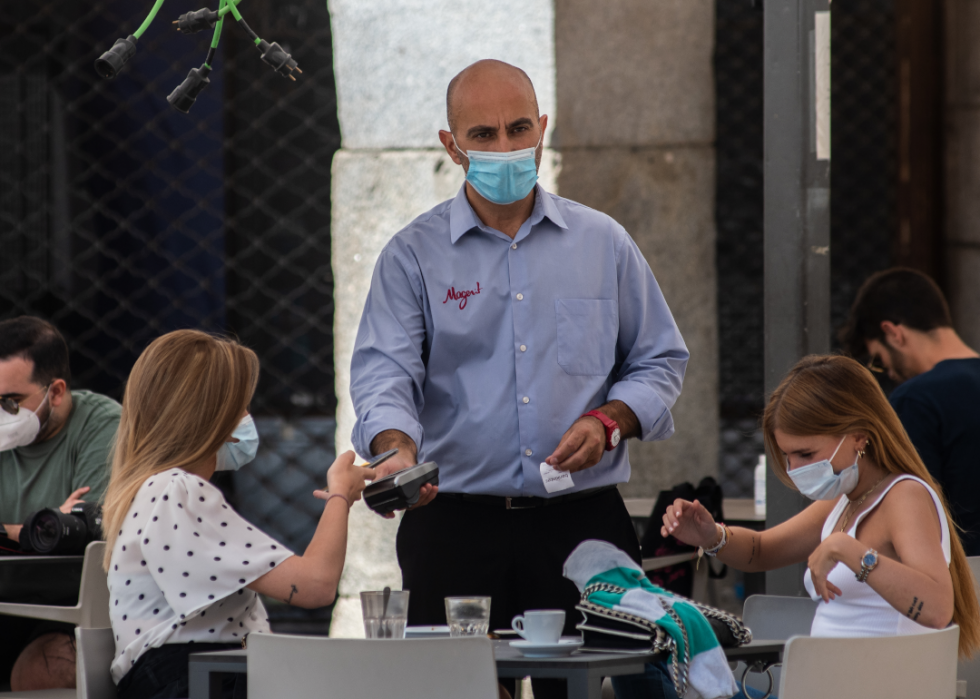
[564,540,738,699]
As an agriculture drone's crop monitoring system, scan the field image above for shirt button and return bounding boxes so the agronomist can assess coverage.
[511,243,517,250]
[516,293,524,301]
[520,345,527,352]
[525,449,532,456]
[522,396,530,404]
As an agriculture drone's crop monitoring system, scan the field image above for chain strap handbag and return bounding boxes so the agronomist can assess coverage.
[576,581,753,697]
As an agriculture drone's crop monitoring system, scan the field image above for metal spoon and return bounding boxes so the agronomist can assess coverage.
[382,586,391,638]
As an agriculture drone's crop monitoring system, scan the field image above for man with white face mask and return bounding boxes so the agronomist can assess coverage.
[0,316,122,692]
[350,60,688,699]
[0,317,121,543]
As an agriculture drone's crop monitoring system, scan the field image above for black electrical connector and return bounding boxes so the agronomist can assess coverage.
[167,65,212,113]
[174,8,219,34]
[258,40,302,80]
[94,35,138,79]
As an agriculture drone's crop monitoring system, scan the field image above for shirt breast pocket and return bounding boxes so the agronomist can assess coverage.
[555,299,617,376]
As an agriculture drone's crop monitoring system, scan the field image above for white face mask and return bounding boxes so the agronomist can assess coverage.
[786,436,861,501]
[216,414,260,471]
[0,389,49,452]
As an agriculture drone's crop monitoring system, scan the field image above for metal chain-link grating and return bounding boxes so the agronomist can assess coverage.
[0,0,340,629]
[715,0,897,497]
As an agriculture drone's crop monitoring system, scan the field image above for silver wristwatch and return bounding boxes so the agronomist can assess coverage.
[856,548,879,583]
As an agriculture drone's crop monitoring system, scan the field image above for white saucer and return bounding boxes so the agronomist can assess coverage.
[510,638,583,658]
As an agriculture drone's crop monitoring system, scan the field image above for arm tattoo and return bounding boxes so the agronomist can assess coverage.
[747,533,756,565]
[287,585,298,604]
[906,597,924,620]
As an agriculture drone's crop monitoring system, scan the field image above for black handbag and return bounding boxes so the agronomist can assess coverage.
[574,581,752,697]
[640,477,729,596]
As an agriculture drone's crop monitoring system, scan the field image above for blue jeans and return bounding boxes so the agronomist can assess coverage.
[610,661,773,699]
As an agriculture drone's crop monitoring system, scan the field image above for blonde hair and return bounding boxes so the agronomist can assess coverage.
[101,330,259,571]
[762,354,980,657]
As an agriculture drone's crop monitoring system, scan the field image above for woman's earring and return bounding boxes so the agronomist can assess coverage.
[858,442,867,458]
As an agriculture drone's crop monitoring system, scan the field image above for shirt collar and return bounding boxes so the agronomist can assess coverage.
[449,183,568,244]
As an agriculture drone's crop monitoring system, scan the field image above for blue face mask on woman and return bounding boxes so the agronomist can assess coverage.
[216,414,259,471]
[787,436,860,501]
[454,135,541,205]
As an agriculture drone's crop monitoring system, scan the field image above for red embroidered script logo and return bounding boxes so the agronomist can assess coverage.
[443,283,481,310]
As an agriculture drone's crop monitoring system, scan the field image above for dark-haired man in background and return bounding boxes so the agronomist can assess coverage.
[841,268,980,555]
[0,316,121,691]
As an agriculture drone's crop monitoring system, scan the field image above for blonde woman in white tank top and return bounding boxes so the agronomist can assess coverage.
[660,355,980,661]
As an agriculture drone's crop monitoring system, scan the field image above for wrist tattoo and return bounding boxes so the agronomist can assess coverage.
[747,534,756,565]
[906,596,924,620]
[287,584,298,605]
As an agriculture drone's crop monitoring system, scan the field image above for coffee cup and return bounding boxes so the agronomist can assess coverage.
[511,609,565,644]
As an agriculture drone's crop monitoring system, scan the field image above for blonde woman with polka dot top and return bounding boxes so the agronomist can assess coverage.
[101,330,374,699]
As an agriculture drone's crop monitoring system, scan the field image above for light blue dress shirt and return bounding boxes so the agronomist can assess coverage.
[350,184,689,497]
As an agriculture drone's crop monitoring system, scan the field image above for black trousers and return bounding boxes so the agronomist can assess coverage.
[397,487,641,698]
[116,642,245,699]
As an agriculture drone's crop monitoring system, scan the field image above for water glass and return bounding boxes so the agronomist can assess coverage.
[360,590,410,639]
[444,596,491,637]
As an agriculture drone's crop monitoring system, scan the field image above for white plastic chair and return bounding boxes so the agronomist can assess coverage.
[246,634,499,699]
[0,542,109,628]
[956,556,980,697]
[74,628,116,699]
[778,624,960,698]
[734,593,817,695]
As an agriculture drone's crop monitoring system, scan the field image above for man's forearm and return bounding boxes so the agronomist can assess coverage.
[2,524,21,543]
[370,429,418,459]
[596,400,640,441]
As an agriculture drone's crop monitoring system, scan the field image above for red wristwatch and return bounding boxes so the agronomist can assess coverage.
[581,410,621,451]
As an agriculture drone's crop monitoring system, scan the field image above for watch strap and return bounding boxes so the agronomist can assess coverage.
[581,410,620,451]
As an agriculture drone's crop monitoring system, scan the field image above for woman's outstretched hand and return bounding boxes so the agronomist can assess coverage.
[314,450,376,505]
[661,498,720,549]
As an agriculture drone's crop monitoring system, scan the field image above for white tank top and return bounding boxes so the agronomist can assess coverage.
[804,475,950,639]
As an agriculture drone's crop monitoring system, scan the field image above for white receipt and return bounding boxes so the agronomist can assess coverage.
[540,462,575,493]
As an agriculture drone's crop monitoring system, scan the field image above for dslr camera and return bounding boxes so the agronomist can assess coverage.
[21,502,104,555]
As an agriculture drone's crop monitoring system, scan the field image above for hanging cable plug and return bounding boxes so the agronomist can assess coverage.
[174,8,219,34]
[257,40,302,80]
[167,65,212,113]
[94,35,138,79]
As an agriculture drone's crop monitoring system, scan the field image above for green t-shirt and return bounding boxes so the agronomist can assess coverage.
[0,390,121,524]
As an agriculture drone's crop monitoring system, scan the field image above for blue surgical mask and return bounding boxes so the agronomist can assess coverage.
[454,135,540,205]
[216,414,259,471]
[787,436,860,501]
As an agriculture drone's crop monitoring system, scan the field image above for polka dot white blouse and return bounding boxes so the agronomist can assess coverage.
[108,469,294,683]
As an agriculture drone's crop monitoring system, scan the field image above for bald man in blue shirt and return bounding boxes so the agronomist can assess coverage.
[350,59,688,699]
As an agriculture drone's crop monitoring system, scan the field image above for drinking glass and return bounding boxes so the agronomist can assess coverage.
[444,596,491,637]
[360,590,410,639]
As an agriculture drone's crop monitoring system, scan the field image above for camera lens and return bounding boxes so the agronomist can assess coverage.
[24,508,89,555]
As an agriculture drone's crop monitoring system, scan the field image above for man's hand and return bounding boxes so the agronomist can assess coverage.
[545,417,606,473]
[369,430,438,518]
[59,487,90,514]
[545,401,640,473]
[2,524,22,543]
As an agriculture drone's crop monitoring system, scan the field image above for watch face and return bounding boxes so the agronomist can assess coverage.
[610,428,621,447]
[862,552,876,567]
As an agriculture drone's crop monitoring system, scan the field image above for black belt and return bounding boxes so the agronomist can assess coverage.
[439,485,617,510]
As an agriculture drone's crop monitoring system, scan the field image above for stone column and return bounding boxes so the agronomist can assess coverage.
[328,0,717,636]
[554,0,718,497]
[945,0,980,347]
